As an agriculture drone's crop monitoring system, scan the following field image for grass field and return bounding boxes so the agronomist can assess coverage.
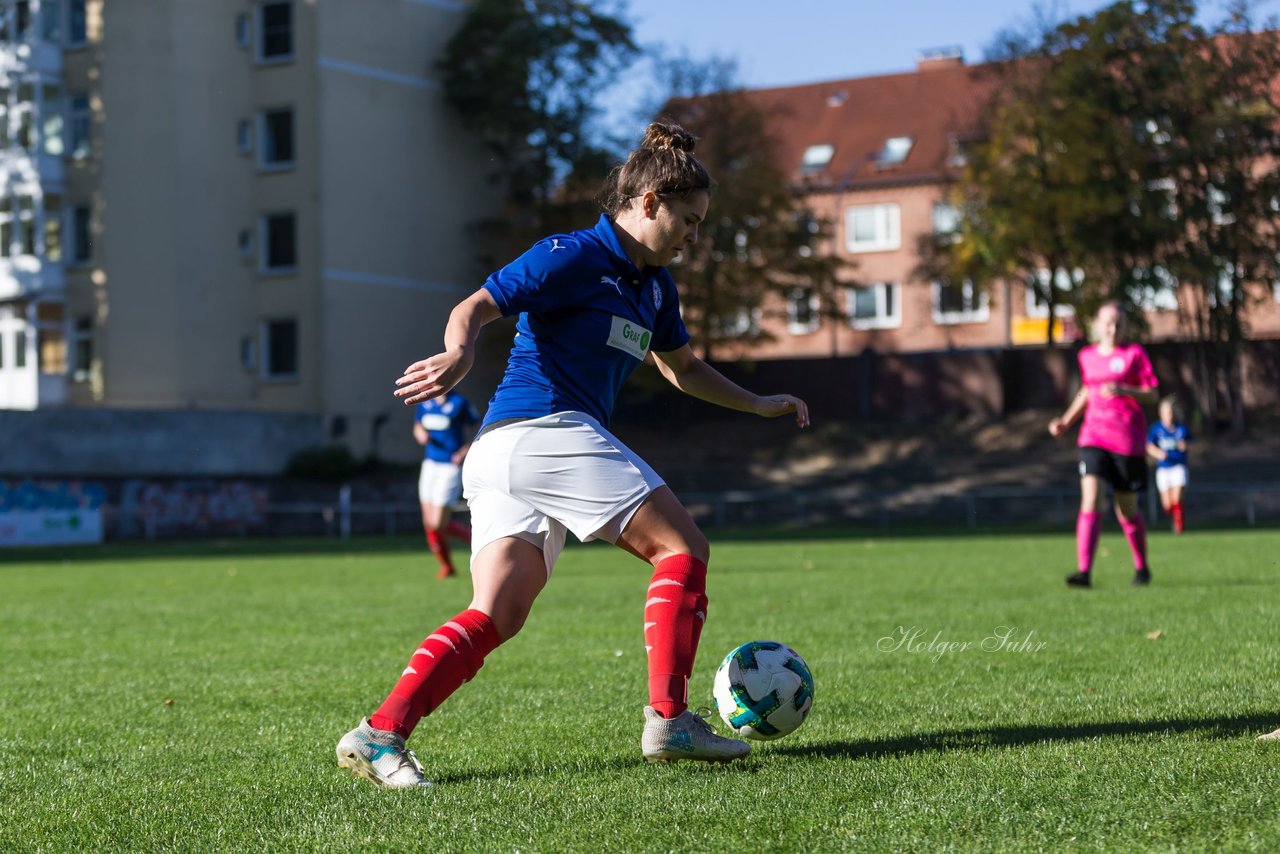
[3,527,1280,852]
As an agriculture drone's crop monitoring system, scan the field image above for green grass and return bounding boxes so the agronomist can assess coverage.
[3,528,1280,852]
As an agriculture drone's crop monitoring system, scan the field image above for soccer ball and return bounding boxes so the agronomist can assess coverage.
[712,640,813,740]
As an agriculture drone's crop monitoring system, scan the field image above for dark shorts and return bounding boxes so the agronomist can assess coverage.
[1079,446,1148,493]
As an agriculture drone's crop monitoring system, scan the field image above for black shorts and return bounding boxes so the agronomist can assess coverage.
[1079,446,1148,493]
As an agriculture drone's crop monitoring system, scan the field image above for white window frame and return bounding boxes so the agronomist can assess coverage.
[257,107,295,171]
[845,203,900,254]
[876,136,913,167]
[786,288,820,335]
[260,318,299,382]
[800,143,834,176]
[932,202,961,244]
[259,212,297,275]
[256,0,294,64]
[846,282,900,330]
[932,279,989,325]
[1024,268,1079,319]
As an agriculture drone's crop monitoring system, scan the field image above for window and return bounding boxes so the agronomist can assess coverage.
[39,0,59,42]
[41,83,63,155]
[261,212,296,272]
[845,203,900,253]
[235,12,251,49]
[237,119,252,155]
[15,1,31,41]
[15,329,27,368]
[933,278,989,324]
[800,144,834,176]
[18,196,35,256]
[847,282,900,329]
[262,319,298,380]
[1025,268,1079,318]
[787,288,820,335]
[71,205,90,263]
[0,86,8,148]
[932,202,960,244]
[0,198,11,258]
[876,136,913,167]
[258,1,293,61]
[258,108,294,168]
[67,0,86,45]
[1135,266,1178,312]
[42,193,61,261]
[38,327,65,374]
[16,83,33,150]
[72,315,91,382]
[68,93,89,159]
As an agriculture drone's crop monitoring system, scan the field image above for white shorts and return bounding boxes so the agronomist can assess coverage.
[462,411,665,576]
[1155,464,1188,491]
[418,459,463,506]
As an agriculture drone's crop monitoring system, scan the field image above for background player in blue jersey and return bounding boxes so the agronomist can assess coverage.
[337,121,810,787]
[1146,395,1192,534]
[413,391,479,578]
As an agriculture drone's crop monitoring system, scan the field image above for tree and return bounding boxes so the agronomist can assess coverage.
[436,0,638,255]
[650,57,845,361]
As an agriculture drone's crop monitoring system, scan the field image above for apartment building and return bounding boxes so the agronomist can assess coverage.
[723,50,1280,361]
[0,0,495,460]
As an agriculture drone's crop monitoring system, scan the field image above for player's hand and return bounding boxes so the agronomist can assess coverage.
[1048,417,1066,437]
[1099,382,1120,399]
[753,394,810,428]
[395,348,472,405]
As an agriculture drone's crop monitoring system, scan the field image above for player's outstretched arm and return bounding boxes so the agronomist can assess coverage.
[395,289,502,406]
[651,344,810,428]
[1049,387,1088,437]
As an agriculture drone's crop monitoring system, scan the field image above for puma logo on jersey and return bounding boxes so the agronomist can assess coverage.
[549,239,565,252]
[602,275,622,295]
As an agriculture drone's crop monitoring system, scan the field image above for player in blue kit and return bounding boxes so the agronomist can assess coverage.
[1146,395,1192,534]
[336,121,810,787]
[414,391,479,578]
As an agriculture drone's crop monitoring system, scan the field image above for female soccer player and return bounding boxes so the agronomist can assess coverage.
[1146,394,1192,534]
[1048,301,1159,588]
[413,390,479,578]
[336,121,809,787]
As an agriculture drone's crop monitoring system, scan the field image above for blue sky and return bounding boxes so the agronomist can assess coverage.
[599,0,1279,137]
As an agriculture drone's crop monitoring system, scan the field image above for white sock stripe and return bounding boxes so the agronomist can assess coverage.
[695,611,706,623]
[645,645,653,653]
[401,666,417,676]
[442,620,474,647]
[643,621,658,631]
[648,578,684,590]
[645,596,673,608]
[426,632,458,653]
[412,648,431,657]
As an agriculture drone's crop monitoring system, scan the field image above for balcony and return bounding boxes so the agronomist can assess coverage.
[0,255,65,301]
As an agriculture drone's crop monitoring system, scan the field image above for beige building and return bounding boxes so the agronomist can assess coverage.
[0,0,496,461]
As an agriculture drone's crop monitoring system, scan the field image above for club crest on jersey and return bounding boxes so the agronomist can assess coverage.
[1109,356,1125,374]
[606,315,651,361]
[652,282,662,310]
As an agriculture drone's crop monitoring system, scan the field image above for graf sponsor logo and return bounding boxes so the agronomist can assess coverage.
[606,315,652,361]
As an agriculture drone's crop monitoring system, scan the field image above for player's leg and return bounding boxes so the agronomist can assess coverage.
[614,488,748,763]
[1068,460,1104,587]
[1114,490,1150,585]
[421,499,456,578]
[337,536,547,787]
[1169,469,1186,533]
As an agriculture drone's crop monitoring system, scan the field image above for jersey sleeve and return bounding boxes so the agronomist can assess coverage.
[482,234,592,318]
[649,270,691,352]
[1132,345,1158,388]
[1147,424,1159,444]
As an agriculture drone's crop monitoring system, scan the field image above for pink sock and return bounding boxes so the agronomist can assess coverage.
[1118,514,1148,570]
[1076,511,1101,573]
[445,518,472,544]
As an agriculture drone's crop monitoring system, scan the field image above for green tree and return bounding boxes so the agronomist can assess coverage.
[653,57,845,361]
[436,0,638,255]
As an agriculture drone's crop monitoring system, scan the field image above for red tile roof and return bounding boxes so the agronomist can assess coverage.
[740,60,1001,190]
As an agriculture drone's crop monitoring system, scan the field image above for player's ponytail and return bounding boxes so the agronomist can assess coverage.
[599,119,715,215]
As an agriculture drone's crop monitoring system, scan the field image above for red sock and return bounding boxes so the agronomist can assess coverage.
[445,518,472,544]
[369,609,502,738]
[1118,514,1148,570]
[1172,503,1184,533]
[426,529,454,574]
[1076,511,1101,573]
[644,555,708,719]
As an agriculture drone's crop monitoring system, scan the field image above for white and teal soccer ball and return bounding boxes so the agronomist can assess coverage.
[712,640,813,740]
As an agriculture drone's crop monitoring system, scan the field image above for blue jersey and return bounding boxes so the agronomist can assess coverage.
[480,214,690,429]
[1147,421,1191,468]
[416,393,479,463]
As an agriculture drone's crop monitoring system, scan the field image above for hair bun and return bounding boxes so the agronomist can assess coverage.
[641,120,697,153]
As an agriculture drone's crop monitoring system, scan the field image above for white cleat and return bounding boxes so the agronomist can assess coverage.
[641,706,751,764]
[336,718,433,788]
[1258,727,1280,742]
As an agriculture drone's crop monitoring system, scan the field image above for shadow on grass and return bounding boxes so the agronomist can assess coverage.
[424,711,1278,785]
[772,711,1280,762]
